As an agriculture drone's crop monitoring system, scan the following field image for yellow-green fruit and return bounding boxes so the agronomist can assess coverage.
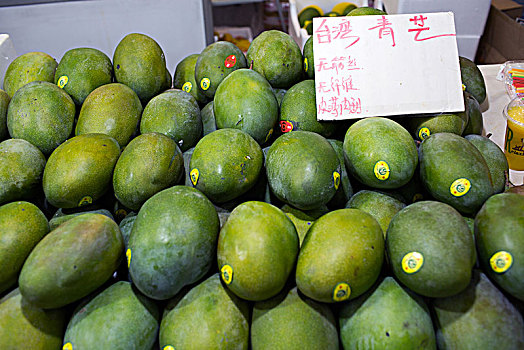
[0,89,9,140]
[140,89,202,152]
[217,201,299,301]
[0,139,46,205]
[303,36,315,79]
[296,208,384,302]
[18,213,124,309]
[408,112,469,141]
[298,5,323,27]
[76,83,142,148]
[54,47,113,105]
[173,53,209,105]
[113,132,184,211]
[0,201,49,294]
[7,81,75,155]
[160,274,250,350]
[0,289,67,349]
[347,6,387,15]
[251,286,339,350]
[42,133,120,209]
[2,51,57,98]
[113,33,167,105]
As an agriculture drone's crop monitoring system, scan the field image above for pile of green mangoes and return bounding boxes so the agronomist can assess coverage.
[0,25,523,350]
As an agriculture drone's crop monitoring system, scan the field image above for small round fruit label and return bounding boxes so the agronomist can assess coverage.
[221,264,233,285]
[265,128,274,143]
[450,178,471,197]
[412,193,424,202]
[63,343,73,350]
[333,282,351,302]
[418,127,431,140]
[490,251,513,273]
[190,168,199,186]
[163,346,175,350]
[374,161,390,181]
[402,252,424,274]
[280,120,294,133]
[57,75,68,88]
[78,196,92,207]
[126,249,131,268]
[304,57,309,72]
[200,78,211,91]
[182,81,192,93]
[333,171,341,190]
[224,55,237,68]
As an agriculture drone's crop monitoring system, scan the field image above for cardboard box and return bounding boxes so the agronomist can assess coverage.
[492,0,523,19]
[476,2,524,64]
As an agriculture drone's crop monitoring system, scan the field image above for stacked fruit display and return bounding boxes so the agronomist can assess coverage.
[0,25,523,350]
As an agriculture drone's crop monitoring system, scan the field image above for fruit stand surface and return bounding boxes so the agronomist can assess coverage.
[479,64,523,186]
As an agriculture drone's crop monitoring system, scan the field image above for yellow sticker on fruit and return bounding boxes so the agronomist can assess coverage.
[221,264,233,285]
[333,171,341,190]
[63,343,73,350]
[374,161,390,180]
[190,168,199,186]
[200,78,210,91]
[163,346,175,350]
[182,81,192,93]
[126,249,131,268]
[490,251,513,273]
[57,75,68,88]
[304,57,309,72]
[450,178,471,197]
[265,128,273,143]
[462,83,466,91]
[78,196,92,207]
[418,127,430,140]
[402,252,424,274]
[333,282,351,302]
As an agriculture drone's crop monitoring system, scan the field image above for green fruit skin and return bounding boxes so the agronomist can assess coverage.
[119,212,137,249]
[465,134,508,194]
[113,133,184,211]
[173,53,210,105]
[419,132,494,215]
[201,100,216,136]
[0,89,9,140]
[346,190,406,236]
[386,201,476,298]
[303,35,315,79]
[214,68,279,145]
[43,133,121,209]
[409,112,468,141]
[64,281,160,350]
[339,277,436,350]
[246,30,303,89]
[18,213,124,309]
[251,286,339,350]
[3,51,57,98]
[327,139,353,209]
[7,81,75,155]
[195,41,247,98]
[190,128,263,203]
[296,208,384,303]
[347,7,388,16]
[76,83,142,148]
[433,271,524,349]
[344,117,418,189]
[459,56,487,104]
[266,131,340,210]
[475,193,524,301]
[463,92,483,135]
[0,201,49,294]
[129,186,220,300]
[113,33,167,105]
[160,274,250,350]
[0,138,46,205]
[0,289,67,349]
[280,79,336,137]
[48,208,114,231]
[217,201,299,301]
[54,47,113,105]
[140,89,202,152]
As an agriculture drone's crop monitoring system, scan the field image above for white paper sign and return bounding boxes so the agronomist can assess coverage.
[313,12,464,120]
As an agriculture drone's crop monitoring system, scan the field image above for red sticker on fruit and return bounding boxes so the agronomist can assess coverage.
[225,55,237,68]
[280,120,294,133]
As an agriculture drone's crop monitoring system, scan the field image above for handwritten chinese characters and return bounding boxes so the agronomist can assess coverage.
[313,12,463,120]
